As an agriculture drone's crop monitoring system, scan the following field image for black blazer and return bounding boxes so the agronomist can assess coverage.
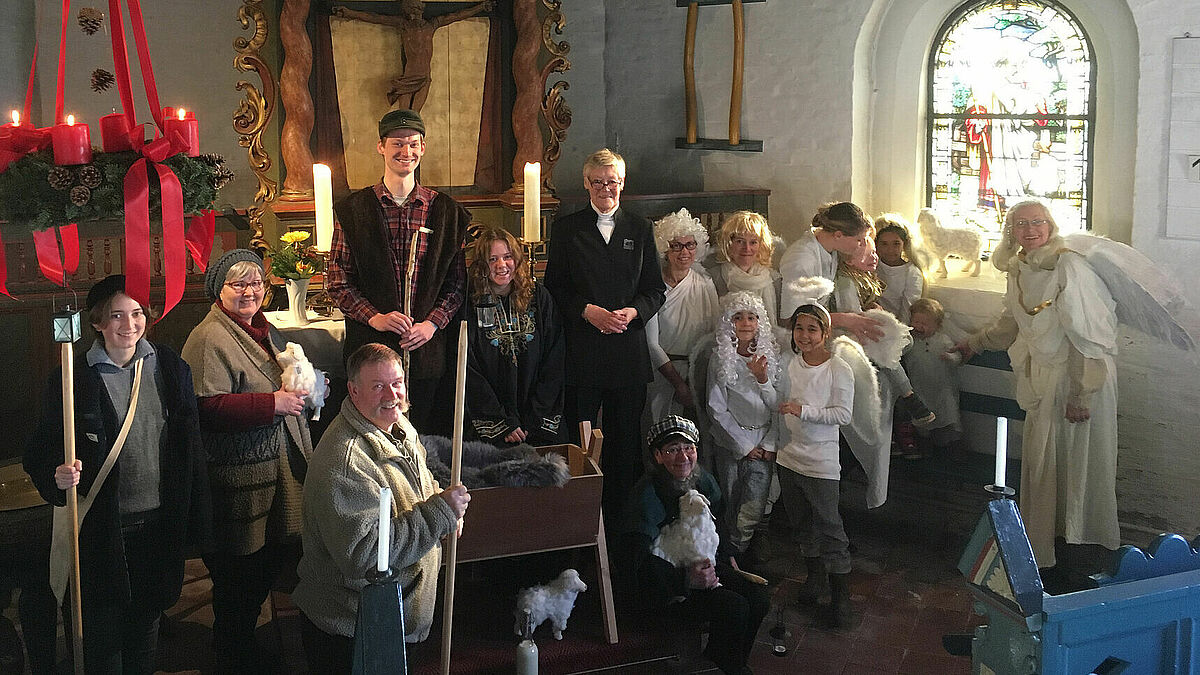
[544,205,666,388]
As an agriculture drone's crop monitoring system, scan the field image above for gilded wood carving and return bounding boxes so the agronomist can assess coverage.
[233,0,277,251]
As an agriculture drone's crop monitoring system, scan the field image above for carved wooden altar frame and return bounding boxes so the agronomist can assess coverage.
[232,0,572,250]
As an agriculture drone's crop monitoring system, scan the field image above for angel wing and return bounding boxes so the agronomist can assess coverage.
[688,332,717,470]
[1063,233,1200,351]
[830,336,882,447]
[857,308,910,370]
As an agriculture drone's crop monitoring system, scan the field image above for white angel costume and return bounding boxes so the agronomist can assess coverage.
[967,236,1120,567]
[904,330,962,434]
[779,231,837,320]
[876,261,924,324]
[645,265,719,420]
[780,232,894,508]
[712,262,783,329]
[705,291,781,553]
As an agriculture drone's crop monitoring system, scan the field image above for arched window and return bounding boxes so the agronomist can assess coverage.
[927,1,1095,239]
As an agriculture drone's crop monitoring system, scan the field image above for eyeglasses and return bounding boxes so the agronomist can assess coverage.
[657,443,697,456]
[1013,218,1049,228]
[588,178,623,190]
[225,280,265,292]
[667,241,698,252]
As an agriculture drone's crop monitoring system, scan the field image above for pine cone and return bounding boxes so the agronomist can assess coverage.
[198,153,225,168]
[70,185,91,206]
[211,166,236,191]
[90,69,114,93]
[48,167,74,191]
[78,165,102,189]
[78,8,104,35]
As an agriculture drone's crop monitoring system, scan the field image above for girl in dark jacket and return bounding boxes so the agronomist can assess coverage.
[24,275,211,674]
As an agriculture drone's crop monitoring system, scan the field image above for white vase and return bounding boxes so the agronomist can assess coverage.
[285,277,311,325]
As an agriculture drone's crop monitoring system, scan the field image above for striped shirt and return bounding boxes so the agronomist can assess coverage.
[327,182,466,328]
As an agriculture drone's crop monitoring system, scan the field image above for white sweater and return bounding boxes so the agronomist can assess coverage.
[777,353,853,480]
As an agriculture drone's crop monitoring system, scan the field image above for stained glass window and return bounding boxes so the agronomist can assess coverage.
[927,0,1094,243]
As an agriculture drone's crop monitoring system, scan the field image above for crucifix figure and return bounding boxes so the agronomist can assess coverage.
[333,0,495,111]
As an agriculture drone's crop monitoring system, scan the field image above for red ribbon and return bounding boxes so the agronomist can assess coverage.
[54,0,70,124]
[108,0,196,321]
[185,210,217,272]
[31,223,79,288]
[123,159,186,321]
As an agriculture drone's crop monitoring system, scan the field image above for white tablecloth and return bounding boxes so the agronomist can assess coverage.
[265,310,347,378]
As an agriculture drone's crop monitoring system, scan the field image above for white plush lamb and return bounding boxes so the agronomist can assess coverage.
[651,489,721,576]
[916,208,982,278]
[513,568,588,640]
[277,342,330,420]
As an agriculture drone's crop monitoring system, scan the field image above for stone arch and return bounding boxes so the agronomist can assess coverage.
[852,0,1138,241]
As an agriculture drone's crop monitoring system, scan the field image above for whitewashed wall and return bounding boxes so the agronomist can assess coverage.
[592,0,1200,538]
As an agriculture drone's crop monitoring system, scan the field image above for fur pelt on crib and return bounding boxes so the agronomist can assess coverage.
[420,435,571,489]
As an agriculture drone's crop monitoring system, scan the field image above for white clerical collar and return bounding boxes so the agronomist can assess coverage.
[591,202,618,219]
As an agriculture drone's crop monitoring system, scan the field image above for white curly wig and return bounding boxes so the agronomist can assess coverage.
[714,291,781,386]
[654,208,710,261]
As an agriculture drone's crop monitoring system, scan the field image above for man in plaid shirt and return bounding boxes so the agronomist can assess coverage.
[328,109,473,436]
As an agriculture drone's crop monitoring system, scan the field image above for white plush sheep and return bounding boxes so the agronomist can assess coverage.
[651,489,721,575]
[916,208,982,278]
[513,569,588,640]
[277,342,330,420]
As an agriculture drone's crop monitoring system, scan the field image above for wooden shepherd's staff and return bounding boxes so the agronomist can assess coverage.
[61,339,86,674]
[440,321,468,675]
[729,0,745,146]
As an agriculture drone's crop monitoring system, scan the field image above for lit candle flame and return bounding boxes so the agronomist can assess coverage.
[177,108,186,121]
[67,114,75,126]
[11,110,19,125]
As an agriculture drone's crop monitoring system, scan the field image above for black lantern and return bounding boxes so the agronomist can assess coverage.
[52,307,82,344]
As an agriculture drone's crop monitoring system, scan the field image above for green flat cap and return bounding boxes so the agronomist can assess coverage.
[379,109,425,138]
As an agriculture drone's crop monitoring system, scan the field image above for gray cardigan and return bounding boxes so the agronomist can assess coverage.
[292,397,458,641]
[181,303,312,555]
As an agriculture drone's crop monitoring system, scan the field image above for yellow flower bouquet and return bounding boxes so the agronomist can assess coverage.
[269,230,324,280]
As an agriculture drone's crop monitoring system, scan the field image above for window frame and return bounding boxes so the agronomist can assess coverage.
[925,0,1098,232]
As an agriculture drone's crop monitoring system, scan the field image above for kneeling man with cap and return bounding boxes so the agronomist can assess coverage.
[617,415,769,675]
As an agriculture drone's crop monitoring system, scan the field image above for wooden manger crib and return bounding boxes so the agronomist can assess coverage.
[451,424,618,644]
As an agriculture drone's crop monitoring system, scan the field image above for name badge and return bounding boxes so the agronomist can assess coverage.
[623,238,634,250]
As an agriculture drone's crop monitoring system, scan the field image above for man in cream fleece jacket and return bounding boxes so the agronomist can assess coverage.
[293,343,470,671]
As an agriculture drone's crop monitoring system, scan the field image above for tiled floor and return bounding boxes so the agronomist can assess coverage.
[734,463,985,675]
[5,451,993,674]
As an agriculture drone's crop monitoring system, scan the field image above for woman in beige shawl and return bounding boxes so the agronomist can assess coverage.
[181,249,313,671]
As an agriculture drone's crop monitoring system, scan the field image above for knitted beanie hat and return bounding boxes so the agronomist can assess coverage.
[205,249,264,301]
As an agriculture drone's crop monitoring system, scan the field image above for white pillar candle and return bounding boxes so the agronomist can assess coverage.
[378,486,392,573]
[994,416,1008,488]
[523,162,541,243]
[313,163,334,252]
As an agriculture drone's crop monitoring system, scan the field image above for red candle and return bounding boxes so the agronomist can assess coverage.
[163,107,199,157]
[8,111,48,154]
[0,125,19,172]
[51,115,93,166]
[100,112,133,152]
